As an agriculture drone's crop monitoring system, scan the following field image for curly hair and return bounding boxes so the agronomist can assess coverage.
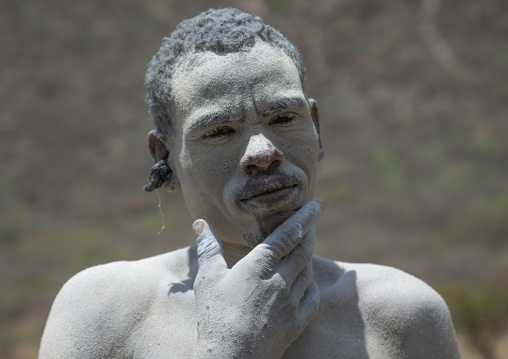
[145,8,306,138]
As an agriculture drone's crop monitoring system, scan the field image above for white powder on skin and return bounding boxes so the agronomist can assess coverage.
[39,41,461,359]
[168,41,319,255]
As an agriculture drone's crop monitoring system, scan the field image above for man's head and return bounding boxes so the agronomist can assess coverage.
[145,8,306,140]
[146,8,323,248]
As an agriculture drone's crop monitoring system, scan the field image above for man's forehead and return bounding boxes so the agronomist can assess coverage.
[168,41,304,124]
[172,41,296,81]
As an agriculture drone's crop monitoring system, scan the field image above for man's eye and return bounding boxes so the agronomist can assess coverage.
[202,126,236,140]
[270,114,296,126]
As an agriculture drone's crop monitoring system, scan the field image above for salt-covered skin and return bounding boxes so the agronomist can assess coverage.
[39,42,461,359]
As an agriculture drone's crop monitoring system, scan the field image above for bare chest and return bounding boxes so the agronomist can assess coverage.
[123,289,370,359]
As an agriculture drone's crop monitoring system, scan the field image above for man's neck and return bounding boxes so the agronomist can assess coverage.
[221,242,254,268]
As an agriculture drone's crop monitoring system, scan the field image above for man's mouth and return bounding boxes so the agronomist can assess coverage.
[237,175,300,212]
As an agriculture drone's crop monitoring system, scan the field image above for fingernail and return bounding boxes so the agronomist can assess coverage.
[316,199,325,211]
[192,220,205,236]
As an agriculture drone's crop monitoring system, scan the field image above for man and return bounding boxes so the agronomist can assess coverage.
[40,8,460,358]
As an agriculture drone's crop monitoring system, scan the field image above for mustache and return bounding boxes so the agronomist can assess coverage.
[235,173,301,201]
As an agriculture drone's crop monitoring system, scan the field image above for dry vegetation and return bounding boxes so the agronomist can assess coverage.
[1,0,507,358]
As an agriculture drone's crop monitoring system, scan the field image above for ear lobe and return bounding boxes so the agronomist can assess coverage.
[148,129,169,162]
[308,98,324,161]
[144,130,181,192]
[165,176,181,193]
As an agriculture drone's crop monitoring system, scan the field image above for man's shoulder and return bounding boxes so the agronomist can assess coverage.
[313,256,445,308]
[337,261,449,321]
[311,256,460,358]
[56,246,196,305]
[313,256,452,324]
[40,246,197,358]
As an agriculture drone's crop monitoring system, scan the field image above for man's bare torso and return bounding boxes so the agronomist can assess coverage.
[40,246,460,358]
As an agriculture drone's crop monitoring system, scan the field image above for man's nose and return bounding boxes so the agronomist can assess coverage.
[240,134,283,174]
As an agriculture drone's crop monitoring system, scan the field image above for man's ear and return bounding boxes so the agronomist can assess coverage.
[308,98,324,161]
[148,129,169,162]
[146,130,180,192]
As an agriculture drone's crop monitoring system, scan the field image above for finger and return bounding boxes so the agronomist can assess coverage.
[288,263,312,302]
[194,219,227,273]
[295,280,320,330]
[278,227,316,286]
[255,198,324,262]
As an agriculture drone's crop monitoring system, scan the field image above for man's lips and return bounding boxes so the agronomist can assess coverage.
[237,175,300,212]
[241,185,298,209]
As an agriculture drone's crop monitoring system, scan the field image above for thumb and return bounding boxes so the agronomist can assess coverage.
[193,219,227,272]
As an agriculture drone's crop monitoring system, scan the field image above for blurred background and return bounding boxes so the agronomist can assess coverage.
[1,0,507,358]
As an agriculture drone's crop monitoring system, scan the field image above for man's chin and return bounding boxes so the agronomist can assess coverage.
[238,210,297,248]
[257,209,297,241]
[215,207,298,249]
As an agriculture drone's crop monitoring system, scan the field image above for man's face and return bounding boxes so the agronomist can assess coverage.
[168,41,320,247]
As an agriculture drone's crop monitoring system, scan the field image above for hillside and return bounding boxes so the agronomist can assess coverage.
[1,0,507,357]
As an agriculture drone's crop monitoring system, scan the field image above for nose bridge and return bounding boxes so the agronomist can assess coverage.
[240,133,283,173]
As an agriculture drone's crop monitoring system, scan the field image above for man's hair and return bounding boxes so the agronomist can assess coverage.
[145,8,306,137]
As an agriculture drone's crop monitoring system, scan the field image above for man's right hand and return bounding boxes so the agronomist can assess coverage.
[192,199,324,359]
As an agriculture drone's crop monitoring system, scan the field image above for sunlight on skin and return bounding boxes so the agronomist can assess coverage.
[39,9,460,359]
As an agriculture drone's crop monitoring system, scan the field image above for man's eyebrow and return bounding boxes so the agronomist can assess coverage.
[257,96,307,116]
[188,97,306,133]
[188,112,239,133]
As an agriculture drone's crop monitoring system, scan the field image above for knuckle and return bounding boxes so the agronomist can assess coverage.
[292,223,305,239]
[270,273,288,294]
[197,236,213,256]
[269,236,291,258]
[253,255,274,278]
[272,243,286,259]
[280,224,304,243]
[256,244,279,264]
